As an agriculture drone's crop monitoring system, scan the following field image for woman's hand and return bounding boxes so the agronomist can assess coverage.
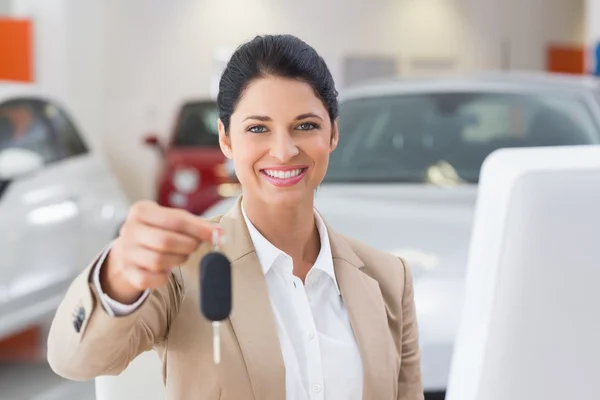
[101,200,216,304]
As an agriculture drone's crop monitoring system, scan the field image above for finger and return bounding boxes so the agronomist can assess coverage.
[126,222,199,255]
[126,245,188,273]
[123,266,170,291]
[130,203,216,243]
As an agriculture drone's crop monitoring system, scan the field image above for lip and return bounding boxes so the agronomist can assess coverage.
[260,165,308,171]
[260,166,308,187]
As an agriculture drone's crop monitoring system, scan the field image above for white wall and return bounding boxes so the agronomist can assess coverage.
[11,0,68,100]
[10,0,106,155]
[63,1,107,154]
[462,0,584,70]
[4,0,586,201]
[0,0,11,14]
[586,0,600,71]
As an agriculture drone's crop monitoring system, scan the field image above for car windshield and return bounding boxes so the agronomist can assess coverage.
[0,99,87,163]
[324,90,600,184]
[172,101,219,147]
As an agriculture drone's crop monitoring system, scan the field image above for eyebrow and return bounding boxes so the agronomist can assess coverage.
[243,113,323,122]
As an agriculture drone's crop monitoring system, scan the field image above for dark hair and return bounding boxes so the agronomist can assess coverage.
[217,34,338,132]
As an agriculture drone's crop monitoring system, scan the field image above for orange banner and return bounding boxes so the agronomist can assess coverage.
[0,18,33,82]
[0,325,44,363]
[547,44,585,75]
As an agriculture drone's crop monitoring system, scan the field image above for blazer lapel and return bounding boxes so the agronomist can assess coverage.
[328,229,399,400]
[218,199,286,400]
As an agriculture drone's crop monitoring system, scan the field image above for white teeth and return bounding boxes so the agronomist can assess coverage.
[264,168,303,179]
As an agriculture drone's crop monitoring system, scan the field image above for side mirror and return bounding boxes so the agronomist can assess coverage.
[0,148,44,180]
[143,134,165,155]
[144,134,160,147]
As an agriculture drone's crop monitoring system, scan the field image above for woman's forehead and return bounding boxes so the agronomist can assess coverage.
[234,77,328,120]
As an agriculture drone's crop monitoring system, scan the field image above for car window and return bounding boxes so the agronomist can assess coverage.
[324,91,600,184]
[0,99,62,163]
[46,102,88,157]
[459,101,526,141]
[172,101,219,147]
[0,98,88,163]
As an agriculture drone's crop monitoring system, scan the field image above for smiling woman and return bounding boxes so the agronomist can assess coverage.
[47,34,424,400]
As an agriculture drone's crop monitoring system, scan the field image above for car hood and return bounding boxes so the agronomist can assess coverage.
[315,184,476,276]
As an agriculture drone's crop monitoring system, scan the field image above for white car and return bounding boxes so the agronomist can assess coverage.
[0,81,130,341]
[203,72,600,400]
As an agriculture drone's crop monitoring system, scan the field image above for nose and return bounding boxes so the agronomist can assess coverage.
[269,131,299,162]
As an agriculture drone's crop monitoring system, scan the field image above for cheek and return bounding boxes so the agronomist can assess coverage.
[309,135,333,160]
[304,136,331,178]
[231,150,254,177]
[229,134,262,178]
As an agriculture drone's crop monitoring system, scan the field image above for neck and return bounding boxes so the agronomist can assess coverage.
[243,194,321,279]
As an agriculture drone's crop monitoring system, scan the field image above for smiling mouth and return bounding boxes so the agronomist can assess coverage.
[261,168,307,179]
[259,167,308,187]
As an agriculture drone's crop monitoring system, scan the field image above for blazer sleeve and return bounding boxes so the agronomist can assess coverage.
[397,258,425,400]
[46,245,184,381]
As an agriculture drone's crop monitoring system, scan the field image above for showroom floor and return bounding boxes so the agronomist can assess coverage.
[0,362,95,400]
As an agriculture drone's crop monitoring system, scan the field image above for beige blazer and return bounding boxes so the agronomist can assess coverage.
[47,198,424,399]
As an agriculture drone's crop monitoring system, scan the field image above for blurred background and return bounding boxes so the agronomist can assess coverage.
[0,0,599,399]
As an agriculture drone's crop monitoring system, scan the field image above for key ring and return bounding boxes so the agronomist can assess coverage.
[212,226,224,252]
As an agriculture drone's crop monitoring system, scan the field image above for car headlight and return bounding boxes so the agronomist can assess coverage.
[173,168,199,194]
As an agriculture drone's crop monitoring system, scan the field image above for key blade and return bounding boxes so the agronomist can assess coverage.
[213,321,221,364]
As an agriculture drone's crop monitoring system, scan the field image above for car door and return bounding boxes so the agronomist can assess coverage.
[0,98,85,337]
[47,100,130,263]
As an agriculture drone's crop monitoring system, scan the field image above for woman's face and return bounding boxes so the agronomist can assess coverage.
[218,76,338,209]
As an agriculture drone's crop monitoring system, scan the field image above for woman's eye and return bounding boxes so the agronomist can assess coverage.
[248,125,267,134]
[297,122,318,131]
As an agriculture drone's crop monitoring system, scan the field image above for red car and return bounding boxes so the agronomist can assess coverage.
[144,99,238,215]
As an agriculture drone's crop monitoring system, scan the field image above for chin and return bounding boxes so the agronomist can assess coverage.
[262,189,314,209]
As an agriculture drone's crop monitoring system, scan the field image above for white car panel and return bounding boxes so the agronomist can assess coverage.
[0,83,129,340]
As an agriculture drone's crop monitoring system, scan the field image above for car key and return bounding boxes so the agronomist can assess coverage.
[199,228,232,364]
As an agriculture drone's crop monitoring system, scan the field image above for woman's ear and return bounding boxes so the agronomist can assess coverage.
[218,118,233,159]
[330,119,339,152]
